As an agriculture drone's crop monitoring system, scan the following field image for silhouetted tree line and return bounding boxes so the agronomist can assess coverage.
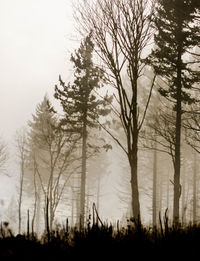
[0,217,200,260]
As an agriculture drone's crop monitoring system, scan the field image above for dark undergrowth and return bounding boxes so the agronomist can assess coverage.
[0,220,200,260]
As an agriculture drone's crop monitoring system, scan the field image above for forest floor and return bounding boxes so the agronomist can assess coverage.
[0,221,199,260]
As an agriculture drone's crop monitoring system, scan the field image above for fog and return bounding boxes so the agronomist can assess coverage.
[0,0,126,229]
[0,0,199,237]
[0,0,74,138]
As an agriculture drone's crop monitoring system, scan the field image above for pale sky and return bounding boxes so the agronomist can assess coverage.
[0,0,79,141]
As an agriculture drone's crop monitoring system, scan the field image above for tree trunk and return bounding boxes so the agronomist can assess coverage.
[193,151,197,225]
[97,173,101,214]
[49,162,54,231]
[173,101,181,224]
[166,171,170,210]
[80,119,87,229]
[173,29,182,224]
[71,193,74,227]
[71,178,75,227]
[152,144,157,227]
[36,184,41,235]
[32,166,37,235]
[181,162,186,224]
[130,141,140,221]
[18,159,24,234]
[159,172,163,217]
[129,77,140,222]
[130,164,140,221]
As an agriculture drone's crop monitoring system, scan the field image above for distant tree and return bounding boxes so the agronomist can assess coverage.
[28,96,78,231]
[152,140,158,227]
[149,0,200,223]
[55,34,111,228]
[15,128,28,234]
[141,92,175,224]
[0,137,8,174]
[184,106,200,224]
[75,0,156,221]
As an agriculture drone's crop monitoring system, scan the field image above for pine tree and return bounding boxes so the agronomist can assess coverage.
[54,34,111,228]
[150,0,200,223]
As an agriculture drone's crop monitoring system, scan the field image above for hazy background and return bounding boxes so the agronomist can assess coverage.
[0,0,127,224]
[0,0,75,139]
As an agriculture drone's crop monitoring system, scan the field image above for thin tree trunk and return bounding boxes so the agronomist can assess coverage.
[46,197,50,243]
[49,158,54,231]
[71,178,75,227]
[173,95,181,224]
[32,166,37,236]
[152,142,157,227]
[86,185,90,222]
[76,182,80,227]
[166,171,170,210]
[80,119,87,229]
[36,182,41,235]
[193,151,197,225]
[27,209,30,240]
[18,159,24,234]
[159,172,163,217]
[96,173,100,214]
[181,162,186,224]
[71,175,75,227]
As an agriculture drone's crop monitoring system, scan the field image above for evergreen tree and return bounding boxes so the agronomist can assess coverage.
[150,0,200,223]
[54,34,111,228]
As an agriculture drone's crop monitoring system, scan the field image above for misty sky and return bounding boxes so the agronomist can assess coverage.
[0,0,79,141]
[0,0,125,222]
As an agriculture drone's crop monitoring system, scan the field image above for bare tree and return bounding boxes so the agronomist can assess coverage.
[28,96,79,231]
[75,0,155,220]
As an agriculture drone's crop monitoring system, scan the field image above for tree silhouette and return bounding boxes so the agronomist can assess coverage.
[55,34,111,228]
[149,0,200,223]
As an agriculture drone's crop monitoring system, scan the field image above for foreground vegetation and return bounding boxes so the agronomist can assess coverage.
[0,218,200,260]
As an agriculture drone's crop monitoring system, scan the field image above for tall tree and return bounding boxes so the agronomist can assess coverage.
[75,0,156,221]
[149,0,200,223]
[55,34,111,228]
